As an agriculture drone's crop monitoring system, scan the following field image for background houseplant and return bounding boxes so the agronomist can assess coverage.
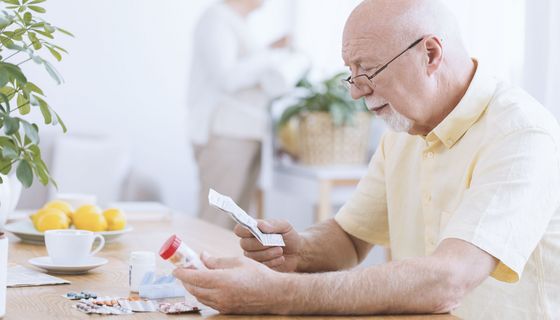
[0,0,70,225]
[277,72,372,165]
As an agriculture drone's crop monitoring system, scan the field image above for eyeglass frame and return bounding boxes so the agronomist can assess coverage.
[343,37,424,89]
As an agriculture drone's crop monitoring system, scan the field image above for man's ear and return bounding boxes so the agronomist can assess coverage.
[423,35,443,76]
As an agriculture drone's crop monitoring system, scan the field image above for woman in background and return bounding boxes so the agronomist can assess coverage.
[187,0,289,229]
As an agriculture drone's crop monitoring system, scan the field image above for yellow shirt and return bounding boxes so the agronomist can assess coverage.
[335,62,560,319]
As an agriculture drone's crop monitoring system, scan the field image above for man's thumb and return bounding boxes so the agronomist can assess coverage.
[258,219,292,234]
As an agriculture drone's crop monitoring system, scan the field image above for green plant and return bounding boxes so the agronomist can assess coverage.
[0,0,71,188]
[278,72,368,128]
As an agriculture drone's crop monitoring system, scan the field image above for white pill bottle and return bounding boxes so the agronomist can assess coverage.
[129,251,155,293]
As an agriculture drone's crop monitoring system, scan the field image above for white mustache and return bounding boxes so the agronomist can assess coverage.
[365,97,387,110]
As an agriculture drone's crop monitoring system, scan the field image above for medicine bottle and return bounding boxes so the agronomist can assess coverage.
[159,234,205,269]
[129,251,156,292]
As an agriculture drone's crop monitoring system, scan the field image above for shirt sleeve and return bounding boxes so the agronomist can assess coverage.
[440,128,560,283]
[335,134,390,246]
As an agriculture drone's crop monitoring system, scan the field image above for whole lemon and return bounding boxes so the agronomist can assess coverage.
[36,210,70,232]
[31,208,67,229]
[103,208,127,231]
[74,205,107,231]
[44,200,74,222]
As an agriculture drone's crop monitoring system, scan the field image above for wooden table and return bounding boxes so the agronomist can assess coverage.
[3,215,457,319]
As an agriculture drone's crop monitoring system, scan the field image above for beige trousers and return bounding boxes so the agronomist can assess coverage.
[194,136,261,229]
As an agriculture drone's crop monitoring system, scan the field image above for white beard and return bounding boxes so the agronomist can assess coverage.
[365,97,413,133]
[378,105,413,133]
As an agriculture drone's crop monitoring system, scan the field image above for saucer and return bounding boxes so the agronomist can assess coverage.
[28,256,108,275]
[4,220,133,245]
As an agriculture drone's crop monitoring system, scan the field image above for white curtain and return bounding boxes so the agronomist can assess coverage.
[523,0,560,119]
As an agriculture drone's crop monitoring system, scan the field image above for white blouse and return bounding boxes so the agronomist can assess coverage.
[187,3,276,145]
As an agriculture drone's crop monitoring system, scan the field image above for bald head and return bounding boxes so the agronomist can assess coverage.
[344,0,465,54]
[342,0,476,136]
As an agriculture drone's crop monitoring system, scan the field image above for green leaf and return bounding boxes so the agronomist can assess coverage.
[3,0,20,5]
[17,93,30,115]
[0,86,16,98]
[47,45,61,61]
[52,45,68,53]
[0,62,27,84]
[21,120,38,144]
[0,36,15,50]
[42,60,62,84]
[30,0,46,3]
[0,159,12,175]
[23,11,32,24]
[28,31,42,50]
[0,71,9,87]
[32,29,53,39]
[43,23,55,33]
[24,82,44,95]
[53,110,66,132]
[16,159,33,188]
[4,116,19,135]
[55,26,74,37]
[28,5,46,13]
[1,142,18,159]
[33,157,49,185]
[0,92,11,112]
[37,97,51,124]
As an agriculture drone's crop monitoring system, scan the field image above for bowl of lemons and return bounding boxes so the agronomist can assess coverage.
[4,200,133,245]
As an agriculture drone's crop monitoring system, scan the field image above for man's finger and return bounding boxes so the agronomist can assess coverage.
[233,223,254,238]
[263,256,285,269]
[183,283,218,309]
[244,246,283,262]
[240,237,267,251]
[173,268,219,289]
[257,219,293,234]
[202,255,243,270]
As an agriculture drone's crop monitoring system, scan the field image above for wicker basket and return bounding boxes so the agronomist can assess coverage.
[298,112,372,165]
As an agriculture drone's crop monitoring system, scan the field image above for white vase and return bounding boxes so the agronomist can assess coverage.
[0,174,23,228]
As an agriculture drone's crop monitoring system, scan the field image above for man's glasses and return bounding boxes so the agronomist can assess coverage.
[342,37,424,90]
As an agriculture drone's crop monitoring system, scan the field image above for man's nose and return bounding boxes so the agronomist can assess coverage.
[350,83,373,100]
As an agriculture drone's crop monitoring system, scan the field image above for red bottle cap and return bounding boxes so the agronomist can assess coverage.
[159,234,182,260]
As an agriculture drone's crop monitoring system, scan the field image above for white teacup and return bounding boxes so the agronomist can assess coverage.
[45,230,105,266]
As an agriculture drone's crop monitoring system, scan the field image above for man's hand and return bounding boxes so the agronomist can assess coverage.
[234,219,302,272]
[173,253,287,314]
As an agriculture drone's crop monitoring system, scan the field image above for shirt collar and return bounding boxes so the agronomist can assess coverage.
[425,59,497,149]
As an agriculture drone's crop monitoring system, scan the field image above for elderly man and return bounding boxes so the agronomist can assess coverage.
[175,0,560,318]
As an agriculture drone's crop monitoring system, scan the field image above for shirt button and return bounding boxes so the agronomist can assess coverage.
[424,152,434,159]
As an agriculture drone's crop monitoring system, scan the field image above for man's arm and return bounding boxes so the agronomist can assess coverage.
[296,219,373,272]
[277,238,497,315]
[236,218,373,272]
[174,237,497,315]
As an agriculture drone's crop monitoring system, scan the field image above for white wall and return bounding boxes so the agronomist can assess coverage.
[18,0,223,213]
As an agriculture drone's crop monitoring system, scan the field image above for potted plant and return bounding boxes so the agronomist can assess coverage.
[277,72,372,166]
[0,0,71,226]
